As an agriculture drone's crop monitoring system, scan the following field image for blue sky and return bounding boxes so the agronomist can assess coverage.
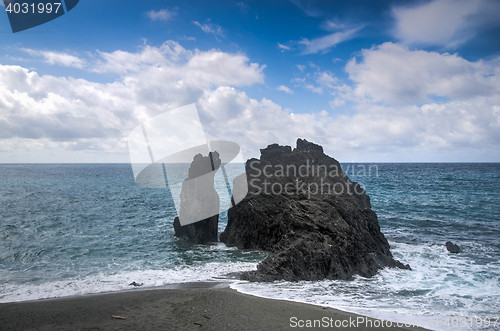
[0,0,499,162]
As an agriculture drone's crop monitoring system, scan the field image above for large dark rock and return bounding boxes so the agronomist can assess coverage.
[221,138,410,281]
[173,215,218,244]
[173,152,221,244]
[445,241,460,253]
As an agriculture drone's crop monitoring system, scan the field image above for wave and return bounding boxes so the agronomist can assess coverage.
[0,261,257,303]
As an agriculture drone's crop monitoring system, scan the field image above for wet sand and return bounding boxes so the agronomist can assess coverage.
[0,283,428,330]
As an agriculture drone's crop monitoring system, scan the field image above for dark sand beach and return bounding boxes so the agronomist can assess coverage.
[0,283,427,331]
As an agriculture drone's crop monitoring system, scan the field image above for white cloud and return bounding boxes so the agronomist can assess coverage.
[293,66,345,98]
[299,27,361,54]
[0,42,266,162]
[322,19,345,31]
[92,41,265,88]
[277,43,291,52]
[197,86,335,156]
[270,41,500,161]
[146,9,175,22]
[22,49,85,69]
[316,71,338,89]
[318,42,499,159]
[304,84,323,94]
[392,0,500,48]
[198,84,500,161]
[0,66,129,132]
[92,41,189,74]
[193,21,225,38]
[277,85,293,94]
[1,41,499,162]
[345,42,499,104]
[184,51,264,87]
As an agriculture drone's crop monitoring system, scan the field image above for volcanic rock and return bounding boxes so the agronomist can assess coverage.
[220,139,410,281]
[445,241,460,253]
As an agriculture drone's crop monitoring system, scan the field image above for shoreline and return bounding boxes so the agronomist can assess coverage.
[0,282,428,331]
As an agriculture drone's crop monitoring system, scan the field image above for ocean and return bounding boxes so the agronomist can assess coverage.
[0,163,499,330]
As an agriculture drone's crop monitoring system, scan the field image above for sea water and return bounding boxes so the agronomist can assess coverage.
[0,163,498,330]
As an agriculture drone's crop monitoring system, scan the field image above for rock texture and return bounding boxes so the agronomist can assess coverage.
[221,139,410,281]
[173,152,221,244]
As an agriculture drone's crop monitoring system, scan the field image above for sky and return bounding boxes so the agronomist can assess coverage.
[0,0,499,163]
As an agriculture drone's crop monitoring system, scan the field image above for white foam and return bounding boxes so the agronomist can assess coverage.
[2,240,498,331]
[0,262,258,303]
[231,241,500,331]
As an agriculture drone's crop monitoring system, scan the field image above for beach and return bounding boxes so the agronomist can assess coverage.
[0,283,427,331]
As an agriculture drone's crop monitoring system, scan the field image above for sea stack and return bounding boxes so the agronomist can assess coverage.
[173,152,221,244]
[221,138,410,281]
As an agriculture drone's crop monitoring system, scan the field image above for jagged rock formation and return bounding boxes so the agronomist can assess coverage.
[173,152,221,244]
[221,139,410,281]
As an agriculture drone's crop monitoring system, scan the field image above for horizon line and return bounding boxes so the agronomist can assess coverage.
[1,162,499,165]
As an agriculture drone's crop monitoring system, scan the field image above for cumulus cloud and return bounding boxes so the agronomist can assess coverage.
[293,66,346,98]
[0,65,134,162]
[21,49,85,68]
[198,84,500,161]
[345,42,499,104]
[304,84,323,94]
[92,41,189,74]
[146,9,175,22]
[92,41,264,88]
[0,65,130,139]
[276,42,500,160]
[0,42,265,161]
[327,42,499,160]
[1,41,498,162]
[392,0,500,48]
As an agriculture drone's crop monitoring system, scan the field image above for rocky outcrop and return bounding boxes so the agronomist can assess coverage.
[445,241,460,253]
[221,139,410,281]
[173,152,221,244]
